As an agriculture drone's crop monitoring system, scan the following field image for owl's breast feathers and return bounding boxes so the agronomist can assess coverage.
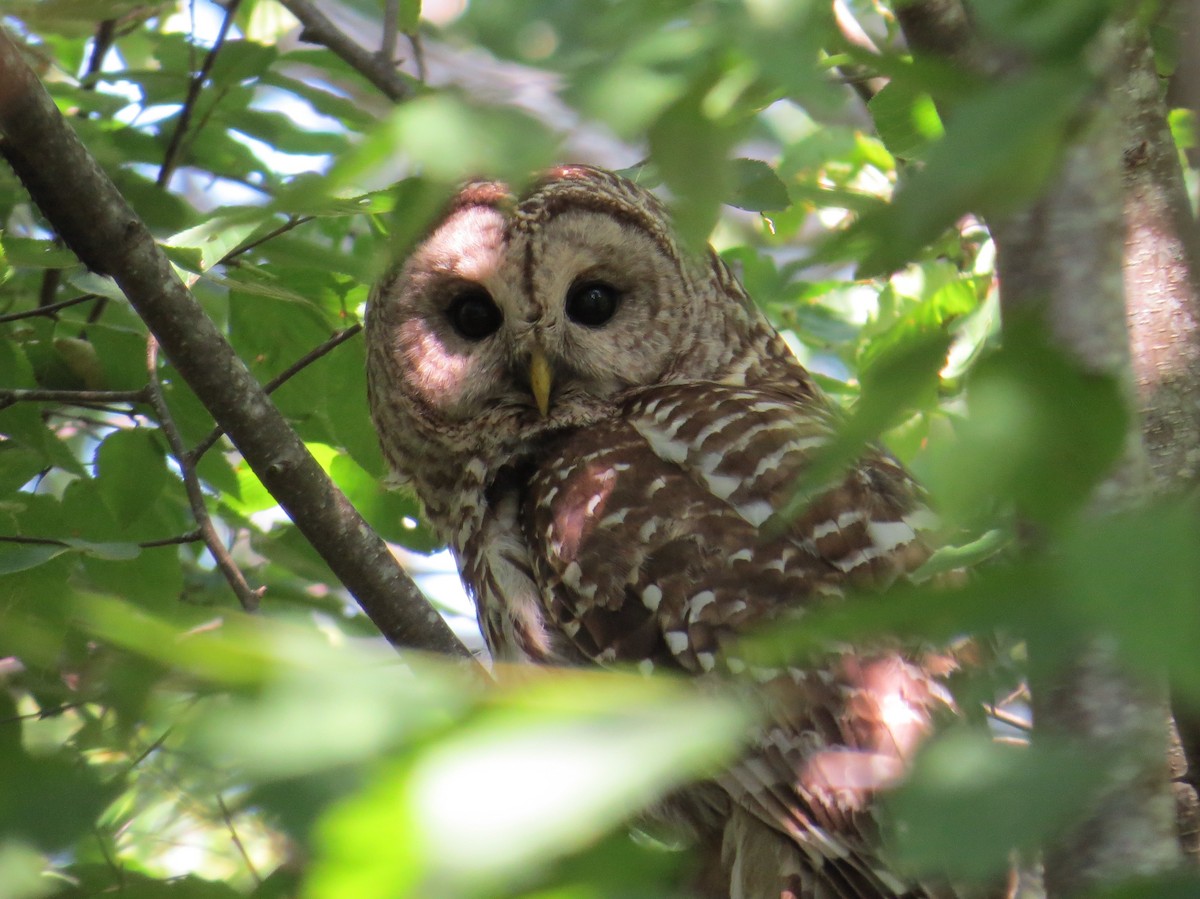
[457,377,955,896]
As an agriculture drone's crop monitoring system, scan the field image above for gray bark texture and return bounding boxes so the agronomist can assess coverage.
[896,2,1189,893]
[1117,19,1200,868]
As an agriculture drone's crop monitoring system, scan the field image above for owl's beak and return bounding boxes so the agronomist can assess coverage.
[529,348,552,417]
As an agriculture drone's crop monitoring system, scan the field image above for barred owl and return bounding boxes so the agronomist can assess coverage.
[367,165,952,899]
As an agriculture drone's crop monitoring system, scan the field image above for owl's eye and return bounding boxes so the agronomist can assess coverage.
[565,281,620,328]
[447,288,503,340]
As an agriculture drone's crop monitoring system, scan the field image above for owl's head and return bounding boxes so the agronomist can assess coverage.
[366,165,768,490]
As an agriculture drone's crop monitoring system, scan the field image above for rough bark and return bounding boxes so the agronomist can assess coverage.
[988,29,1179,894]
[897,4,1185,893]
[0,26,476,664]
[1119,34,1200,489]
[1117,27,1200,866]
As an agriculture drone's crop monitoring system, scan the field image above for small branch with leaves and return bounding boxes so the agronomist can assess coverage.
[145,337,264,611]
[0,23,476,663]
[158,0,244,187]
[277,0,413,102]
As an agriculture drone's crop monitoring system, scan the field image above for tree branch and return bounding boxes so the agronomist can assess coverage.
[1117,33,1200,490]
[898,5,1183,893]
[0,293,102,323]
[217,793,262,886]
[189,323,363,463]
[0,388,147,407]
[0,24,476,663]
[146,337,263,612]
[219,214,315,265]
[157,0,243,187]
[1116,24,1200,864]
[278,0,413,102]
[831,0,889,104]
[0,531,203,549]
[381,0,400,65]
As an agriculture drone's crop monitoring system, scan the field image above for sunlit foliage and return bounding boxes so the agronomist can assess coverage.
[0,1,1197,897]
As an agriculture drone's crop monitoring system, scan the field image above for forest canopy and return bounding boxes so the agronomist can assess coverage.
[0,1,1198,897]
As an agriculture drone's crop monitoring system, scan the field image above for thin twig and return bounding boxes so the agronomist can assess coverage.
[218,214,315,265]
[82,20,117,86]
[157,0,244,187]
[146,337,263,611]
[124,728,171,775]
[0,701,85,725]
[985,703,1033,733]
[832,0,889,105]
[92,826,125,887]
[381,0,399,64]
[0,387,148,406]
[190,323,363,462]
[279,0,412,102]
[0,534,69,547]
[216,794,262,885]
[38,267,61,308]
[261,323,363,393]
[44,406,140,422]
[0,529,201,552]
[138,529,203,548]
[408,30,427,84]
[0,293,102,323]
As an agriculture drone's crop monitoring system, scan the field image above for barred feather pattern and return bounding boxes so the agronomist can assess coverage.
[367,165,970,899]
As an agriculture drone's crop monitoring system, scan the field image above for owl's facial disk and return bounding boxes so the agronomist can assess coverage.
[392,200,689,433]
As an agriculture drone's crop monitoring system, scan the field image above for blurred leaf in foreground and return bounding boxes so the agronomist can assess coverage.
[306,669,750,899]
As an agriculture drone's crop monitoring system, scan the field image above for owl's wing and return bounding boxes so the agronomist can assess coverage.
[524,380,946,896]
[526,381,934,671]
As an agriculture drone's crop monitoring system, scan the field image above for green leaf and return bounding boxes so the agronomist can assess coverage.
[63,270,129,302]
[648,75,739,246]
[923,321,1128,527]
[773,328,953,525]
[206,39,277,88]
[82,545,183,611]
[740,562,1048,668]
[728,158,791,211]
[0,840,51,899]
[94,429,170,528]
[166,212,277,274]
[64,539,142,561]
[886,731,1107,879]
[187,643,473,780]
[399,0,421,32]
[307,672,749,899]
[0,444,45,496]
[867,79,943,161]
[1058,501,1200,700]
[0,404,87,476]
[0,746,118,852]
[0,542,70,575]
[0,237,78,269]
[328,94,555,192]
[843,69,1086,276]
[317,335,388,478]
[87,324,150,391]
[53,337,105,389]
[971,0,1120,57]
[329,452,436,551]
[0,337,36,389]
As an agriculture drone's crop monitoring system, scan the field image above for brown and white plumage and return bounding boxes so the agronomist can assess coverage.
[367,165,953,898]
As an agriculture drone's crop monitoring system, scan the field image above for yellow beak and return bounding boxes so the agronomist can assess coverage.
[529,349,552,418]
